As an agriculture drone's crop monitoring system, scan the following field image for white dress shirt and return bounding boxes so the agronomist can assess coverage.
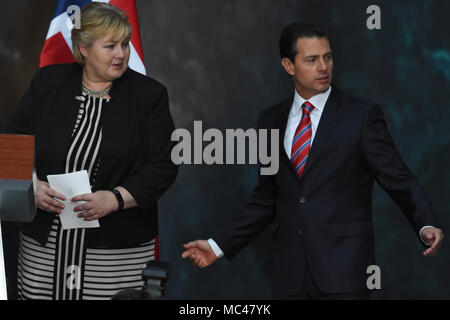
[208,86,432,257]
[283,86,331,157]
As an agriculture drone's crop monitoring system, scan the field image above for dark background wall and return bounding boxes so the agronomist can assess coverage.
[0,0,449,299]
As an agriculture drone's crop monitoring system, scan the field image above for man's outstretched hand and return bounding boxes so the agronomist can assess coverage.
[182,240,218,268]
[421,227,444,256]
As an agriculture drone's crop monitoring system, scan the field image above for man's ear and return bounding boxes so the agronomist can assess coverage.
[281,57,295,76]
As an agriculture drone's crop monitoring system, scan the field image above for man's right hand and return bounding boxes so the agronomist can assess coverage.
[181,240,218,269]
[36,179,66,214]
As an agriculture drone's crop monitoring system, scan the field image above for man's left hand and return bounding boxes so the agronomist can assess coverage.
[421,227,444,256]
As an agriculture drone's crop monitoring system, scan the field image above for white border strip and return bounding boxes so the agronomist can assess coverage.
[0,220,8,300]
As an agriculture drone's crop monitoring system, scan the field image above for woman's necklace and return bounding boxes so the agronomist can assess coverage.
[81,82,112,98]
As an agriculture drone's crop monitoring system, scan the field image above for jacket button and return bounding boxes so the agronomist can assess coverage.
[299,196,306,204]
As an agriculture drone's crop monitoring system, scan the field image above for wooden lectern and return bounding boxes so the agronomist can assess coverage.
[0,134,37,300]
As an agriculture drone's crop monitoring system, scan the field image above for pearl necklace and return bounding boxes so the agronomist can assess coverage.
[82,82,112,98]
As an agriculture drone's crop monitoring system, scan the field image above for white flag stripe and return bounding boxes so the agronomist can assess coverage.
[45,12,74,49]
[129,42,146,75]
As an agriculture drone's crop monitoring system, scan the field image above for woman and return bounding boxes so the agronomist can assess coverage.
[7,2,177,300]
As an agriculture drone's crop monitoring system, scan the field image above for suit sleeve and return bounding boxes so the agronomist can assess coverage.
[215,113,277,259]
[361,104,440,244]
[120,87,178,214]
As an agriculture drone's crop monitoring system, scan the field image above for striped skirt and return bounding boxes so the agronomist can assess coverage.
[18,217,155,300]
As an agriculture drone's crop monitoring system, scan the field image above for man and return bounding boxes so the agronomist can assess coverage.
[181,23,444,299]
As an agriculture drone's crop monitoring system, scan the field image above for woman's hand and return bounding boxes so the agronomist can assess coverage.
[71,191,118,221]
[36,179,66,214]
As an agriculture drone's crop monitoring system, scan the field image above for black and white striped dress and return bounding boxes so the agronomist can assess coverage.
[17,92,155,300]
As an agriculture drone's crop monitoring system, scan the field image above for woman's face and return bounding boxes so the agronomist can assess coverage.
[81,31,130,82]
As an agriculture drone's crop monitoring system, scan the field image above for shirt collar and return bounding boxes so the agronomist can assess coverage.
[292,85,332,116]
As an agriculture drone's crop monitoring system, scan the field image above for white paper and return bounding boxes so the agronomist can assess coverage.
[47,170,100,230]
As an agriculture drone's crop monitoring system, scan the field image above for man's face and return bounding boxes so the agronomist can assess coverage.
[282,37,333,99]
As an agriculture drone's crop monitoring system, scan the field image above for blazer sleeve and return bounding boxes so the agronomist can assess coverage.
[120,86,178,214]
[215,112,276,259]
[361,104,440,243]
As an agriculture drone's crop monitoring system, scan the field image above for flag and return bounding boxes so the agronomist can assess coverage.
[39,0,160,260]
[39,0,146,76]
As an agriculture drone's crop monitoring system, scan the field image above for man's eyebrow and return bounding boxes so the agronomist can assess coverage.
[304,51,333,59]
[304,54,319,59]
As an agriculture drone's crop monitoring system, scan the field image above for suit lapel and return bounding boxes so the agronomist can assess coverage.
[274,97,292,149]
[273,96,302,178]
[301,87,344,178]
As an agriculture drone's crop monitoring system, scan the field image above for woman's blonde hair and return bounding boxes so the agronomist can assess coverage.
[71,2,132,65]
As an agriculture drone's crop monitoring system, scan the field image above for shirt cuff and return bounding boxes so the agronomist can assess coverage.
[419,226,434,246]
[207,238,224,258]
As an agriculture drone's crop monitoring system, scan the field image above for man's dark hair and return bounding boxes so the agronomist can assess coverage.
[279,22,331,62]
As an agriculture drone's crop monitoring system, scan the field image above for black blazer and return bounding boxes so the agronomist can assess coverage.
[215,86,439,295]
[6,63,178,248]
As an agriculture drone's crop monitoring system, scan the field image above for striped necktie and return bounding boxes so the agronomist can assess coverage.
[291,101,314,178]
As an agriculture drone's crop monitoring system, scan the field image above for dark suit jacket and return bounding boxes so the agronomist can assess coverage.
[215,86,439,295]
[6,63,178,248]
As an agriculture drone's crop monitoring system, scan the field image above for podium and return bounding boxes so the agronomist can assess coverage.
[0,134,37,300]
